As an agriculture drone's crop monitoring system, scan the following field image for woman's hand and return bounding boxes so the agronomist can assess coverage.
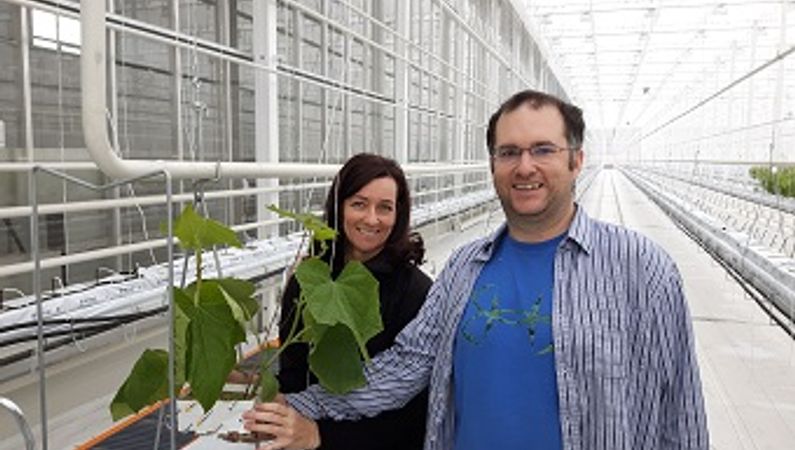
[227,369,259,385]
[242,397,321,450]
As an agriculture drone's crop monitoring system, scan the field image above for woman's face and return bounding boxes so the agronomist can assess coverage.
[342,176,398,262]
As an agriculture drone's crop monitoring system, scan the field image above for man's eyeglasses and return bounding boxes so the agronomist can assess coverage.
[490,144,576,165]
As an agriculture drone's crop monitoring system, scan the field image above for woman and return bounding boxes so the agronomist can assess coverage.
[243,153,432,450]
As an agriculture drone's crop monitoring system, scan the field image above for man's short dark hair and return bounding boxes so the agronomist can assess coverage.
[486,90,585,152]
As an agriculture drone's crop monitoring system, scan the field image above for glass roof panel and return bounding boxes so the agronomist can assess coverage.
[522,0,793,146]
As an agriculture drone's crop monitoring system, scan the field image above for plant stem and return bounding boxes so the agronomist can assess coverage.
[286,296,306,345]
[263,327,311,370]
[194,248,202,305]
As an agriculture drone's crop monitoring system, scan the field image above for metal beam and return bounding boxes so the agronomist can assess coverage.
[532,0,783,16]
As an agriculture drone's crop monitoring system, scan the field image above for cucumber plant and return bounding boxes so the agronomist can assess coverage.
[750,166,795,198]
[110,203,382,420]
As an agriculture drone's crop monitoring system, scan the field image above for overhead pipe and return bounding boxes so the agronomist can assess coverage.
[80,0,487,180]
[0,162,99,173]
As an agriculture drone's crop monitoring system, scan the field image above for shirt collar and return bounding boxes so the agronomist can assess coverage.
[565,204,594,255]
[473,204,594,262]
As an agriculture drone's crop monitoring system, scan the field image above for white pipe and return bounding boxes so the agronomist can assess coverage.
[0,162,98,172]
[80,0,487,180]
[0,180,330,219]
[630,159,795,167]
[0,217,288,279]
[0,172,489,220]
[0,186,496,279]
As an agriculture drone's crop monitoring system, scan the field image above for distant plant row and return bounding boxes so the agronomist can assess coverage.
[749,166,795,198]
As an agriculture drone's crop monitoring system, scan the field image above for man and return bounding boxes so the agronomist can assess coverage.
[245,90,709,450]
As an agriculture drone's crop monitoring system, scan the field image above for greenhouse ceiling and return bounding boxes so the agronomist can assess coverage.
[523,0,793,143]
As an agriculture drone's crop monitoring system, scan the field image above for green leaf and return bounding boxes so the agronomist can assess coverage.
[312,225,338,243]
[200,217,243,248]
[267,205,337,242]
[258,370,280,402]
[294,258,333,292]
[110,349,170,421]
[173,288,191,387]
[165,204,242,251]
[176,281,247,412]
[297,259,382,362]
[308,324,366,394]
[216,278,259,324]
[299,307,326,343]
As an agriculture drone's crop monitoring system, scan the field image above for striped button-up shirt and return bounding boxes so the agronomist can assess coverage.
[287,206,709,450]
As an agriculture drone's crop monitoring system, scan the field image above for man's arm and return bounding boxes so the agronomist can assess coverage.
[285,252,458,421]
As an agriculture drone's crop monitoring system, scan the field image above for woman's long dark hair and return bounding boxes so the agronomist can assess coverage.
[322,153,425,270]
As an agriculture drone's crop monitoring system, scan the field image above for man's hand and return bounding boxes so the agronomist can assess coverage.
[242,399,321,450]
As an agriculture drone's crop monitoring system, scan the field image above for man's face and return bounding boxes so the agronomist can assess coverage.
[491,103,583,229]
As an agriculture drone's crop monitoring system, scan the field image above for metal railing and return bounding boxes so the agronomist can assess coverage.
[1,397,36,450]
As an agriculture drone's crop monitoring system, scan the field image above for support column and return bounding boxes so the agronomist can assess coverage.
[424,1,433,162]
[743,22,759,163]
[253,0,279,239]
[726,43,738,162]
[488,0,500,99]
[172,0,184,165]
[394,0,410,164]
[342,6,350,156]
[109,0,122,272]
[452,19,465,195]
[371,0,384,154]
[19,6,35,283]
[439,12,451,162]
[170,0,187,234]
[228,0,240,223]
[218,0,235,224]
[769,0,788,164]
[293,7,303,161]
[320,0,329,159]
[21,7,33,163]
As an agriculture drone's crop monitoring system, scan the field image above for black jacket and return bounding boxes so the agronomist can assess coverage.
[277,253,432,450]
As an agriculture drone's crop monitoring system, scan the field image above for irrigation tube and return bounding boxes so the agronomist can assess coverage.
[80,0,487,180]
[622,168,795,320]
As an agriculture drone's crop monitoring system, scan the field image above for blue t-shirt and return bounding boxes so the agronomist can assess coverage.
[453,232,564,450]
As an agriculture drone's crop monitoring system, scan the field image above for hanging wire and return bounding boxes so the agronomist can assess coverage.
[54,1,71,289]
[187,25,207,163]
[193,177,225,279]
[179,0,226,281]
[111,0,158,268]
